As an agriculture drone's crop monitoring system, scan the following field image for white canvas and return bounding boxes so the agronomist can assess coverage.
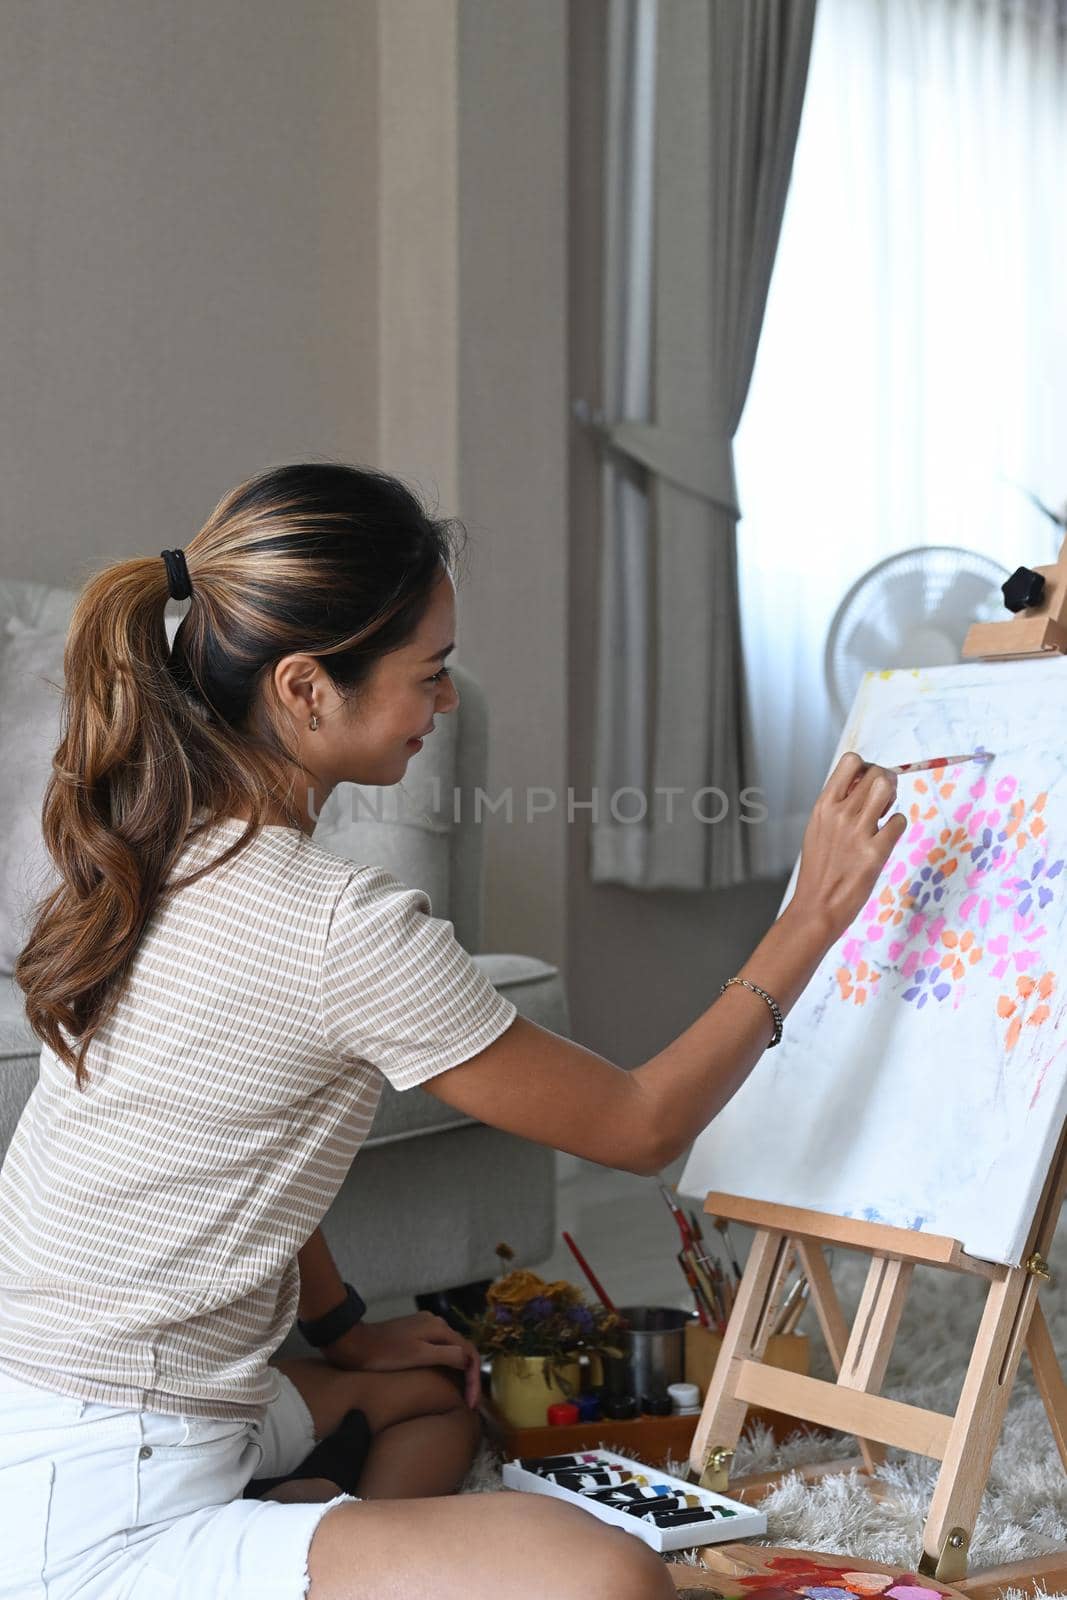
[678,657,1067,1266]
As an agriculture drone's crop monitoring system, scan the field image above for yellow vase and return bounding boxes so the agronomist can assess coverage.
[490,1354,582,1428]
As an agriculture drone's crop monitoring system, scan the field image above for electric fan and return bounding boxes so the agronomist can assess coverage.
[824,546,1010,726]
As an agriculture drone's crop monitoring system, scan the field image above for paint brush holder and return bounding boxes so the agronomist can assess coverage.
[684,1325,809,1401]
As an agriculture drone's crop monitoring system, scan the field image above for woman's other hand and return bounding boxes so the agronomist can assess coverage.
[322,1311,483,1408]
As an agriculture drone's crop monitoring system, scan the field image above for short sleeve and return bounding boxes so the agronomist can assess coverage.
[319,865,518,1090]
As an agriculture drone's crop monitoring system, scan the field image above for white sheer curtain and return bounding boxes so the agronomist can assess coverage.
[735,0,1067,877]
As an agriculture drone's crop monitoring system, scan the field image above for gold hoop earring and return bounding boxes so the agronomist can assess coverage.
[309,714,319,732]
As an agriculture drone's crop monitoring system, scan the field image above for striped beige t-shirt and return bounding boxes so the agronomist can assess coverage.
[0,816,517,1421]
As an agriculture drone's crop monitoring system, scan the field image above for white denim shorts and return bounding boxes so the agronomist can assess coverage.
[0,1363,359,1599]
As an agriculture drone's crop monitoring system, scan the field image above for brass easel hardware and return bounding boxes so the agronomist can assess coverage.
[1026,1250,1052,1282]
[918,1525,970,1583]
[699,1444,734,1492]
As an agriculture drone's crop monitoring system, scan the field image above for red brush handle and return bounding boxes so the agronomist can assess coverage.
[562,1230,619,1318]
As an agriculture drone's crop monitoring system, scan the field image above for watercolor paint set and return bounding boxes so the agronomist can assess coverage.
[500,1446,766,1551]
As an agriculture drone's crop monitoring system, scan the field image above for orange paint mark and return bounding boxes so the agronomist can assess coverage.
[1017,832,1029,849]
[939,827,952,845]
[940,783,954,799]
[857,960,869,980]
[942,930,959,948]
[909,802,921,822]
[879,888,893,905]
[878,908,893,923]
[1006,1016,1022,1050]
[1035,792,1047,811]
[924,806,937,820]
[952,959,965,980]
[855,987,867,1005]
[1028,1004,1050,1027]
[1031,817,1046,837]
[997,995,1016,1018]
[969,948,982,965]
[928,848,946,864]
[893,910,903,925]
[1017,975,1036,999]
[941,858,957,877]
[1038,972,1055,998]
[915,778,928,793]
[960,930,974,950]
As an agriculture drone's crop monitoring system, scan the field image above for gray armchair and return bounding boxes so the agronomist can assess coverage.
[0,577,565,1332]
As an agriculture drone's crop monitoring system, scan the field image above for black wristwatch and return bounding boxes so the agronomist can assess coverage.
[297,1282,367,1349]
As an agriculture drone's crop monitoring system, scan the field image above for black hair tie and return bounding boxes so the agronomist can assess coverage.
[160,548,193,602]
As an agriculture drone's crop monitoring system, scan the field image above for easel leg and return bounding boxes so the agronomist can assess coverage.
[921,1267,1036,1581]
[689,1228,792,1486]
[1025,1298,1067,1472]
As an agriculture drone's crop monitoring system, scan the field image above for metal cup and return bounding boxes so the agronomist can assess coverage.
[602,1305,690,1402]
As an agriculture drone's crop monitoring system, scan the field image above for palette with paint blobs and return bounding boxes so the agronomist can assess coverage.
[501,1446,766,1551]
[673,1547,966,1600]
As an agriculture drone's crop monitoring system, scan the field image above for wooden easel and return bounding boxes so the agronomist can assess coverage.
[688,561,1067,1587]
[687,1122,1065,1584]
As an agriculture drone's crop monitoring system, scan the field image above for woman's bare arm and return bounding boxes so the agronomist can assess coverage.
[424,900,833,1175]
[424,751,907,1176]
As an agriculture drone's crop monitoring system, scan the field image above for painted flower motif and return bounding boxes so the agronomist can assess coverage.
[997,970,1055,1051]
[830,765,1059,1046]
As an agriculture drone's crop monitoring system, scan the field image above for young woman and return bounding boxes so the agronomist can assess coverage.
[0,463,906,1600]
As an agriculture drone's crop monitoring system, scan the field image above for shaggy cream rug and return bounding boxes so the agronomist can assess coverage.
[468,1214,1066,1594]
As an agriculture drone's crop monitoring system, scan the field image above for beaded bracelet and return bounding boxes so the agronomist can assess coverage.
[719,976,784,1048]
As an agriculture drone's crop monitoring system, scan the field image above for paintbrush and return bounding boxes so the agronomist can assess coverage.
[711,1215,744,1281]
[561,1231,626,1326]
[888,750,995,775]
[772,1273,808,1335]
[676,1249,713,1328]
[778,1281,809,1336]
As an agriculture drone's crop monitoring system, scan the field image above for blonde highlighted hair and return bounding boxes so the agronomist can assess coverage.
[15,462,466,1089]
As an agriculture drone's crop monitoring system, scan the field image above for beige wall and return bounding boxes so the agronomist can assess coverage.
[1,1,380,588]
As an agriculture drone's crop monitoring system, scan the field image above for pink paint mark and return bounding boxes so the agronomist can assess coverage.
[866,924,885,942]
[992,958,1009,978]
[995,776,1017,804]
[968,809,987,834]
[1030,1039,1067,1109]
[888,940,904,961]
[985,809,1001,828]
[953,801,973,823]
[842,937,862,965]
[970,775,988,799]
[979,900,992,927]
[862,897,879,920]
[907,914,925,937]
[928,915,947,941]
[901,951,920,978]
[987,934,1010,954]
[890,861,907,884]
[1014,949,1038,972]
[960,893,978,920]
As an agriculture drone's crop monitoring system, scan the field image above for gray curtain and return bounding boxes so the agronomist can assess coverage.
[590,0,817,888]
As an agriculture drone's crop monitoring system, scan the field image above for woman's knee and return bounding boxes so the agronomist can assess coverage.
[506,1494,675,1599]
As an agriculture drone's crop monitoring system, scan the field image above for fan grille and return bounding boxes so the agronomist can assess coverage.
[825,546,1010,724]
